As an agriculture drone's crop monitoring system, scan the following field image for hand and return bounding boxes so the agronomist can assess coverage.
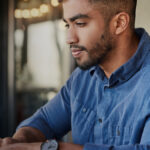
[0,137,21,147]
[0,142,42,150]
[58,142,83,150]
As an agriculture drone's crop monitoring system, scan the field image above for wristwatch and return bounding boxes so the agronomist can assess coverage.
[41,139,58,150]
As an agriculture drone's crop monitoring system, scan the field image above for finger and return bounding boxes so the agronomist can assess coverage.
[0,145,10,150]
[2,137,13,146]
[0,138,2,147]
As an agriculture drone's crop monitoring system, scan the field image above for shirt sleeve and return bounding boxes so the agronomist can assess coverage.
[17,73,73,139]
[84,117,150,150]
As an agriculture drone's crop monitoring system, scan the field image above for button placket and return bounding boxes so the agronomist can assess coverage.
[99,118,103,123]
[82,108,87,113]
[117,126,120,136]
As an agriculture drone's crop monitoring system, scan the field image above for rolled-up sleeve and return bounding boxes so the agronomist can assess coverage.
[17,74,72,139]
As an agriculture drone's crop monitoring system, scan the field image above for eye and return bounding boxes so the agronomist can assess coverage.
[65,23,69,29]
[75,22,86,27]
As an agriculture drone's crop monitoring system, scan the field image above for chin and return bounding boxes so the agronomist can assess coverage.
[77,61,96,70]
[76,56,103,70]
[78,65,90,70]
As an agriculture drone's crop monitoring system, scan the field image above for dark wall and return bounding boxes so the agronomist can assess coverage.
[0,0,12,137]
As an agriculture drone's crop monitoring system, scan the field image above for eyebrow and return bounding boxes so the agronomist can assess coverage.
[63,14,90,23]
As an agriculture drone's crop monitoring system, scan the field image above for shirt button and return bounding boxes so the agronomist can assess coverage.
[99,118,103,123]
[117,129,120,136]
[82,108,86,113]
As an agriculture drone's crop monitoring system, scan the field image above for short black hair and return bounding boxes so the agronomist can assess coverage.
[59,0,137,29]
[90,0,137,29]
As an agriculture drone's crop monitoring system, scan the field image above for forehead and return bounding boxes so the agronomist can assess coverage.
[63,0,95,19]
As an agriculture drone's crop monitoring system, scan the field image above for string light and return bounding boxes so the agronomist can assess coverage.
[15,9,22,19]
[40,4,49,13]
[22,9,31,19]
[14,2,54,19]
[51,0,59,7]
[31,8,41,17]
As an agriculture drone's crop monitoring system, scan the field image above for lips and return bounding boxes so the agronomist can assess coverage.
[71,49,83,58]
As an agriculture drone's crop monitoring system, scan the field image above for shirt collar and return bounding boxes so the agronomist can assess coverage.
[89,65,97,76]
[109,28,150,87]
[89,28,150,87]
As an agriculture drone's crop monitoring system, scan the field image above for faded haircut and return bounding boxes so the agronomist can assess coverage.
[59,0,137,29]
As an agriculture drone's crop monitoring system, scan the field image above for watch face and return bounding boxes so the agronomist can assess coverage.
[41,140,58,150]
[48,140,58,149]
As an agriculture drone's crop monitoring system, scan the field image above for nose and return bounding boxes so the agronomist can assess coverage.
[66,28,79,45]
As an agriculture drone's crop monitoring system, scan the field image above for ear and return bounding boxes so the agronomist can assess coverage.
[112,12,130,35]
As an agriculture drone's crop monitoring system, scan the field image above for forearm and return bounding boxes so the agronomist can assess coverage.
[0,142,42,150]
[13,127,46,143]
[58,142,83,150]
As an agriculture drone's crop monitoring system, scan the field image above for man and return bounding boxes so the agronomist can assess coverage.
[1,0,150,149]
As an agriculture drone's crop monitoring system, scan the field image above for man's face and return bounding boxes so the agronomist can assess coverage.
[63,0,115,70]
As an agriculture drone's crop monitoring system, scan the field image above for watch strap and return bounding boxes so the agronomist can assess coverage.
[41,139,58,150]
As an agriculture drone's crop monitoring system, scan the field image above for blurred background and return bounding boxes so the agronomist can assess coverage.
[0,0,150,138]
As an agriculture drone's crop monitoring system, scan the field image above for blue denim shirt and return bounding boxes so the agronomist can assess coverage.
[18,28,150,150]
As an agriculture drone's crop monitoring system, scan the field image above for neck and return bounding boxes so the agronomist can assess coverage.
[99,30,139,78]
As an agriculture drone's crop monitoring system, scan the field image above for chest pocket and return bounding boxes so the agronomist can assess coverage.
[99,125,132,145]
[71,100,96,145]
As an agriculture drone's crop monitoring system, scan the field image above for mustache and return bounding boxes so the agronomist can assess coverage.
[70,45,87,51]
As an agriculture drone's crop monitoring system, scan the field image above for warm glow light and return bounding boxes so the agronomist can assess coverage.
[31,8,41,17]
[22,9,31,18]
[40,4,49,13]
[51,0,59,7]
[15,6,47,19]
[14,9,22,19]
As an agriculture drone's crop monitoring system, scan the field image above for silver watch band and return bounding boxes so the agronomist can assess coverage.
[41,139,58,150]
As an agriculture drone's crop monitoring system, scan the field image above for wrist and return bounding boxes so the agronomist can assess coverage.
[32,142,43,150]
[41,140,58,150]
[12,136,27,143]
[58,142,83,150]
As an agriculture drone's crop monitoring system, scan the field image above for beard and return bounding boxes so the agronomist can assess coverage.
[73,29,115,70]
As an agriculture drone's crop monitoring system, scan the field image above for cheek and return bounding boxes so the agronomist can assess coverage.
[79,31,101,50]
[77,23,104,48]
